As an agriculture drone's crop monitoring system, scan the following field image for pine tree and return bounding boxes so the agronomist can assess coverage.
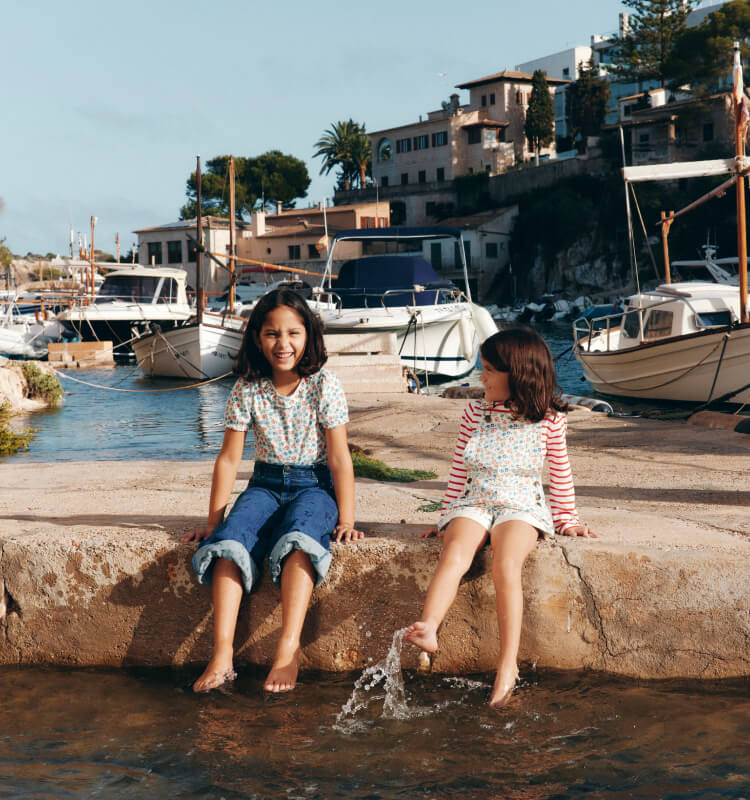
[568,57,611,150]
[614,0,696,86]
[524,70,555,164]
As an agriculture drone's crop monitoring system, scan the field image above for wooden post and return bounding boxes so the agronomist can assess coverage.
[228,155,236,314]
[660,210,673,284]
[735,41,749,323]
[196,156,203,325]
[90,216,96,298]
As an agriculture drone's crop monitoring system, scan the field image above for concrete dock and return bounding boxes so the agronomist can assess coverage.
[1,394,749,679]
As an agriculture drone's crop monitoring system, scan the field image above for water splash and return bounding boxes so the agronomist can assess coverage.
[335,628,412,731]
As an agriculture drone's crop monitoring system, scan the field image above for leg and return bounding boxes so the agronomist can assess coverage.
[488,520,538,708]
[264,549,315,692]
[405,517,488,652]
[193,558,244,692]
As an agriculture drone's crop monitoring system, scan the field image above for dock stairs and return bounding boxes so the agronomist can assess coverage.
[324,333,407,394]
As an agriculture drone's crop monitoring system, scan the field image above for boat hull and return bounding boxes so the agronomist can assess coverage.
[132,314,244,379]
[575,323,750,403]
[319,303,481,379]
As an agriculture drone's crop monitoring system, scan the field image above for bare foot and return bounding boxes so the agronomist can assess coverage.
[489,665,519,709]
[404,620,439,653]
[264,639,300,693]
[193,644,236,693]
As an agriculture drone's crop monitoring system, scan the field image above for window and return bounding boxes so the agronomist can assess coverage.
[481,94,487,107]
[562,67,570,78]
[147,242,162,265]
[623,104,634,118]
[307,244,320,259]
[643,310,673,339]
[703,123,714,142]
[396,137,411,154]
[516,90,522,104]
[377,137,392,161]
[696,310,731,327]
[167,240,182,264]
[418,170,426,183]
[623,310,641,338]
[413,134,429,150]
[486,242,499,258]
[158,278,177,303]
[490,93,495,105]
[426,201,436,216]
[401,172,409,185]
[187,240,198,263]
[430,242,442,269]
[436,167,445,181]
[381,175,389,187]
[498,128,506,143]
[639,133,650,146]
[467,127,481,145]
[431,130,448,147]
[288,245,300,260]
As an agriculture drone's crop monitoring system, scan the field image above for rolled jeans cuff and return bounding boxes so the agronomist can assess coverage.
[193,539,259,593]
[268,530,332,587]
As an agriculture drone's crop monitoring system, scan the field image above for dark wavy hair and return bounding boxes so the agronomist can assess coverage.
[235,288,327,379]
[480,326,567,422]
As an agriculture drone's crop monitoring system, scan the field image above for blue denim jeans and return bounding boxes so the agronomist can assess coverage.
[193,461,338,591]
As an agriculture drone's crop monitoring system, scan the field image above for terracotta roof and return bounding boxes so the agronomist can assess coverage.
[134,216,251,234]
[456,69,569,89]
[258,224,346,239]
[619,89,664,103]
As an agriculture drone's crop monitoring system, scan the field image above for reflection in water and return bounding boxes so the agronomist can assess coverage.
[1,665,749,799]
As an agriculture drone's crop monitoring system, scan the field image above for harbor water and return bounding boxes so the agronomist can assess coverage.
[2,663,750,798]
[11,324,607,464]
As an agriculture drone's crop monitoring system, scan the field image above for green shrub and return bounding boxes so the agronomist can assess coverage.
[41,267,63,281]
[0,403,35,456]
[351,450,437,482]
[21,362,63,407]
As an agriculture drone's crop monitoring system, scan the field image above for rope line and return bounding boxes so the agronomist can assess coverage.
[54,369,233,392]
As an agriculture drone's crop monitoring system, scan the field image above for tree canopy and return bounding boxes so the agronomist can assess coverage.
[0,237,12,269]
[612,0,696,86]
[179,151,310,220]
[665,0,750,91]
[524,70,555,161]
[314,120,371,191]
[567,57,611,149]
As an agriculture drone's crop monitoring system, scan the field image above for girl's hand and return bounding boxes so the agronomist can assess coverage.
[419,526,441,538]
[333,523,364,543]
[182,525,214,543]
[561,524,598,538]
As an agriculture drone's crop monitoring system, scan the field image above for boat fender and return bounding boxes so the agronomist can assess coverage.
[458,315,475,362]
[559,392,613,414]
[469,303,498,342]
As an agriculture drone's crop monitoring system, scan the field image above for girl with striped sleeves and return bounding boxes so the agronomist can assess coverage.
[405,327,597,707]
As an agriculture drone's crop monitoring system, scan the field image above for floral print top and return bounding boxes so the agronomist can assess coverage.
[224,368,349,465]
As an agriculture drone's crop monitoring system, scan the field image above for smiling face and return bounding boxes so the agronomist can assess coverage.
[479,357,511,404]
[255,304,308,382]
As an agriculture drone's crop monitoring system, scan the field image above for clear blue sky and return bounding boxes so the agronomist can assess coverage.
[0,0,712,257]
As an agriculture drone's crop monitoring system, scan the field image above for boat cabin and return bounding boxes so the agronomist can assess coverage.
[575,282,741,352]
[95,267,189,306]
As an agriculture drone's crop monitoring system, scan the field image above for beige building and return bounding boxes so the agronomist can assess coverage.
[370,70,568,191]
[134,217,252,294]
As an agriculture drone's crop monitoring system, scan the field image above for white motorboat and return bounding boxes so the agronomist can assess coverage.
[315,227,496,379]
[0,301,65,359]
[56,266,193,352]
[573,281,750,404]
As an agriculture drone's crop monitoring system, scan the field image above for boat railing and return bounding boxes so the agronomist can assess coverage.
[573,310,623,352]
[381,286,463,310]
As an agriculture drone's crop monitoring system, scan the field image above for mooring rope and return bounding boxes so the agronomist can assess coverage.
[53,369,233,393]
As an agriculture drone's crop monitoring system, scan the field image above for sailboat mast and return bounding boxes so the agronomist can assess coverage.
[196,155,203,325]
[229,155,236,315]
[734,41,749,323]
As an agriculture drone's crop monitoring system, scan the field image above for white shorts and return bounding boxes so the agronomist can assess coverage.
[438,505,553,538]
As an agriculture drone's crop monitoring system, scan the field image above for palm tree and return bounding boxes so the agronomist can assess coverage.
[314,120,371,190]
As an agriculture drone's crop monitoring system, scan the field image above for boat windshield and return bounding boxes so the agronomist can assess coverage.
[97,276,161,304]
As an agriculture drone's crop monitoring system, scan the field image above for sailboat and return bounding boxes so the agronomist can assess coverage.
[573,43,750,406]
